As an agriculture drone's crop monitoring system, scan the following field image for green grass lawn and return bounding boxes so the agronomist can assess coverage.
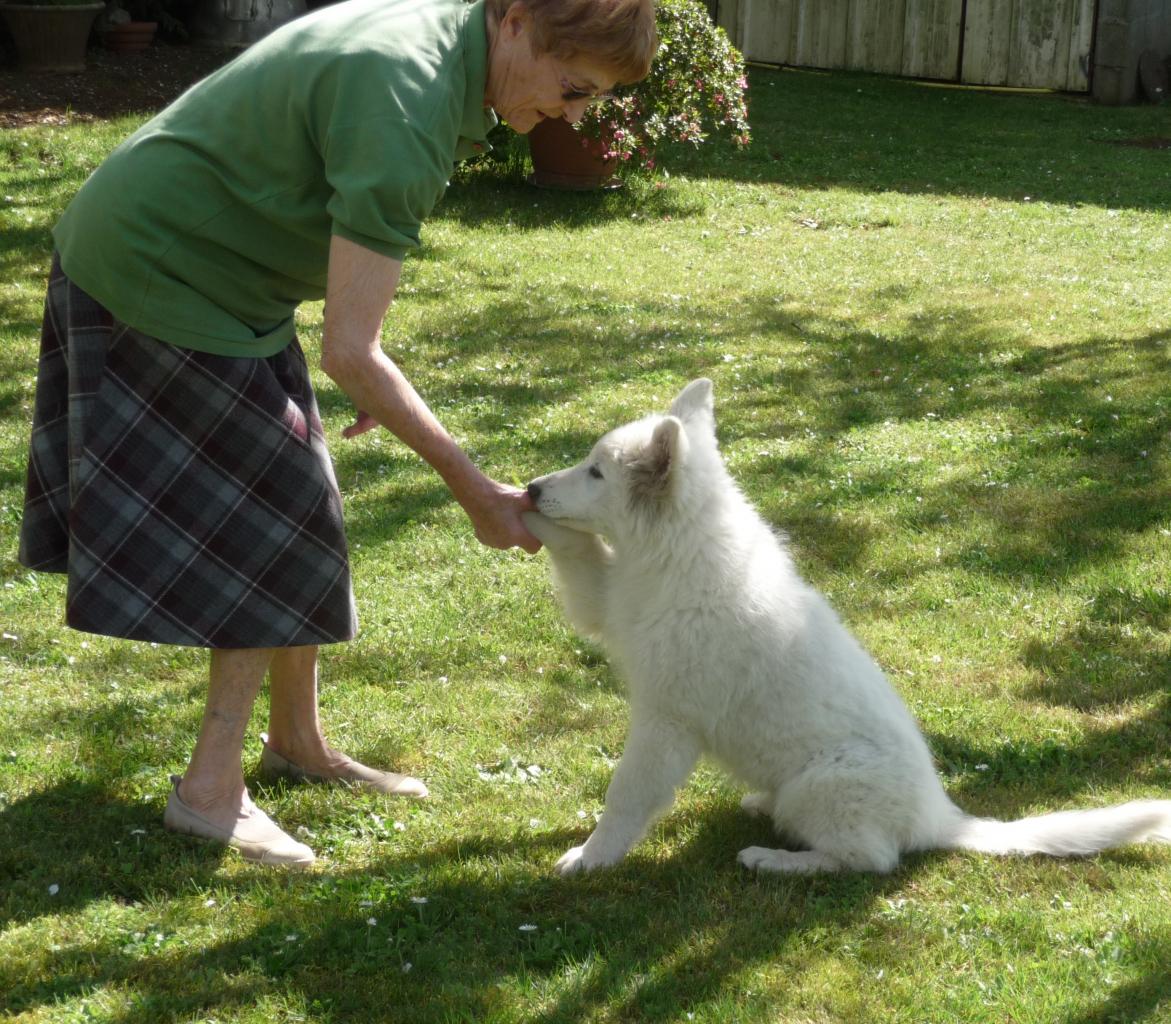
[2,62,1171,1024]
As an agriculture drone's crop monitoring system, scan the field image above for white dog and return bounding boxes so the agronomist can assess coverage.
[523,378,1171,875]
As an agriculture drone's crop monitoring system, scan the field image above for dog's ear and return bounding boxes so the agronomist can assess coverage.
[669,378,715,432]
[629,416,687,506]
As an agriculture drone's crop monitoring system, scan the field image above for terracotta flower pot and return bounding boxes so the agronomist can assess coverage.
[527,116,621,191]
[0,2,104,73]
[102,19,159,53]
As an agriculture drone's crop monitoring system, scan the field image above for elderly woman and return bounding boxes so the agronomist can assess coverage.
[19,0,656,866]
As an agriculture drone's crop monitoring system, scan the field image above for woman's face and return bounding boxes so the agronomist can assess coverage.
[486,4,617,133]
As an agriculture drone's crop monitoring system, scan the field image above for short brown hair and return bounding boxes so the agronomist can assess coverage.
[486,0,658,85]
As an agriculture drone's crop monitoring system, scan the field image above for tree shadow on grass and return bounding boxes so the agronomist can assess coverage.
[1020,587,1171,712]
[4,777,1171,1023]
[1063,969,1171,1024]
[0,783,904,1022]
[712,303,1171,582]
[666,66,1171,214]
[928,686,1171,819]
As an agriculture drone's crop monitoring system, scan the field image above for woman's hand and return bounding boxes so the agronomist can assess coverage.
[342,410,378,438]
[461,479,542,553]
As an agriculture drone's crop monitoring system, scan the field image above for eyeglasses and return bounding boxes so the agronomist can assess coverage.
[558,67,615,106]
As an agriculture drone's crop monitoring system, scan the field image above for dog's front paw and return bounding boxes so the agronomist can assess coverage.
[554,840,623,876]
[554,844,589,876]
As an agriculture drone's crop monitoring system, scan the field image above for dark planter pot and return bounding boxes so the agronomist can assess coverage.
[103,20,158,53]
[0,2,103,73]
[527,115,621,191]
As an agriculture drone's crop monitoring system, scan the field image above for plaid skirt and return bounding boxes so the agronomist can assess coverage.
[18,256,358,648]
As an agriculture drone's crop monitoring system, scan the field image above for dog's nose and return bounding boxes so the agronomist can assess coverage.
[527,482,542,501]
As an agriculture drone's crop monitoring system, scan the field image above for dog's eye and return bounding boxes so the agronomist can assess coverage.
[588,465,604,480]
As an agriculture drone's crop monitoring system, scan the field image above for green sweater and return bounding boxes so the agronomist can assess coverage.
[53,0,495,357]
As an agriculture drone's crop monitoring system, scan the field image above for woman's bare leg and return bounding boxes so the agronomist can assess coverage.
[177,647,274,829]
[265,645,350,773]
[265,645,427,796]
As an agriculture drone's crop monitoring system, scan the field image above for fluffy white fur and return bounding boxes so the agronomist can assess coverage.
[523,378,1171,875]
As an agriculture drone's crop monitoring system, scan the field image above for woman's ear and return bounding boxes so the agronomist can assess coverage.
[501,1,532,40]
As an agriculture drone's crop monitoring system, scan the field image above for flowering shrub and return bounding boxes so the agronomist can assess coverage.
[577,0,751,172]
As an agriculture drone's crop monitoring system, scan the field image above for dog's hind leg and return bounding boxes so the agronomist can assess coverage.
[737,846,844,874]
[738,824,900,873]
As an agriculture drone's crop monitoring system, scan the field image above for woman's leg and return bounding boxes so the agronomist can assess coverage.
[169,645,315,865]
[265,645,350,773]
[265,645,428,796]
[177,647,274,829]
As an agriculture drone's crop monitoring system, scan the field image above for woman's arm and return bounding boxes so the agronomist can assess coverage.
[320,234,539,552]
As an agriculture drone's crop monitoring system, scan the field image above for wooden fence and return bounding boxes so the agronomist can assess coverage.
[720,0,1097,91]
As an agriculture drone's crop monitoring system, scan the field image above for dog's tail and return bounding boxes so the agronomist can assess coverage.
[941,800,1171,857]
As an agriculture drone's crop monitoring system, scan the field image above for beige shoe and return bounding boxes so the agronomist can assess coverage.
[163,775,315,867]
[259,736,429,798]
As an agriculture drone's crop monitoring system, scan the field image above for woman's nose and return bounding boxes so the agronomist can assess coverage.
[562,97,592,124]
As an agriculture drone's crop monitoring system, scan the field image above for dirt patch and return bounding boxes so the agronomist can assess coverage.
[0,44,233,127]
